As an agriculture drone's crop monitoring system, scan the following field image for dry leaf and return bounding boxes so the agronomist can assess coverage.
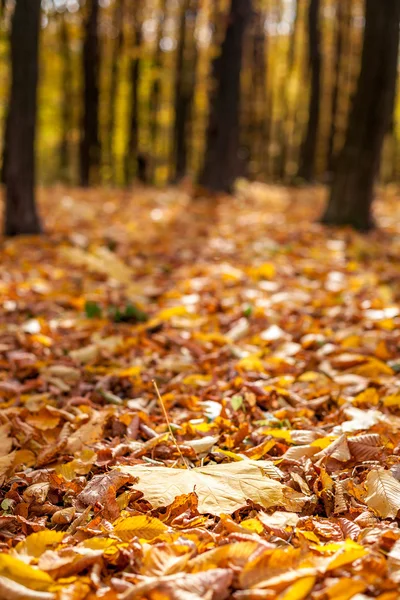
[365,469,400,518]
[118,460,306,516]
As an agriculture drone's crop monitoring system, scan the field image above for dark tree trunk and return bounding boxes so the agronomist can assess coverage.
[1,109,9,184]
[59,13,73,183]
[321,0,400,230]
[297,0,321,181]
[171,0,198,183]
[106,0,124,182]
[79,0,101,187]
[199,0,252,193]
[125,3,143,184]
[4,0,42,236]
[326,1,344,174]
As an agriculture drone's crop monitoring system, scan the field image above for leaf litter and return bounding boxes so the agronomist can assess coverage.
[0,184,400,598]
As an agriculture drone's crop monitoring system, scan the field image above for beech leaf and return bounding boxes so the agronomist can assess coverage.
[117,460,307,516]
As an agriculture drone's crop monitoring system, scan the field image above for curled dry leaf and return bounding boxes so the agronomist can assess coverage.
[77,470,133,520]
[121,567,233,600]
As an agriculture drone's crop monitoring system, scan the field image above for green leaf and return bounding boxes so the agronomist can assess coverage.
[243,305,253,318]
[1,498,13,512]
[84,301,102,319]
[110,303,148,323]
[231,395,244,411]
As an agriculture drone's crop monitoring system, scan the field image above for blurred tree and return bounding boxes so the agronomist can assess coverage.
[322,0,400,230]
[106,0,124,182]
[59,13,73,183]
[125,0,143,184]
[150,0,167,179]
[297,0,321,181]
[80,0,101,187]
[199,0,252,192]
[171,0,198,182]
[4,0,42,235]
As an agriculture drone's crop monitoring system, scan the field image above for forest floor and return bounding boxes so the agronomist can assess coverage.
[1,183,400,599]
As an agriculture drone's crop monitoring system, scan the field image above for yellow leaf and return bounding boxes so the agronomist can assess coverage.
[13,531,65,560]
[310,436,336,449]
[326,545,367,570]
[353,388,380,406]
[113,515,168,541]
[182,374,212,387]
[240,518,264,534]
[81,538,117,550]
[324,578,366,599]
[157,306,189,321]
[280,575,316,599]
[236,355,264,372]
[249,263,276,280]
[263,429,293,443]
[117,366,142,378]
[0,555,53,591]
[188,541,259,572]
[383,394,400,407]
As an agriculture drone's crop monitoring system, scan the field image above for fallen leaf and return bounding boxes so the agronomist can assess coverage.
[117,461,306,516]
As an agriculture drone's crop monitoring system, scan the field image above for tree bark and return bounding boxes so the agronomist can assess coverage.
[149,0,167,179]
[297,0,321,181]
[171,0,198,183]
[59,13,73,183]
[321,0,400,230]
[4,0,42,236]
[79,0,101,187]
[199,0,252,193]
[106,0,124,182]
[125,2,143,184]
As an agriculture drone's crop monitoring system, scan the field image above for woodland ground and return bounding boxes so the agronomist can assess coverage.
[0,183,400,599]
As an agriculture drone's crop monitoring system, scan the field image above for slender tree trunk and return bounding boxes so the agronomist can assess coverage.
[59,13,73,183]
[279,0,298,180]
[326,1,344,174]
[199,0,252,193]
[149,0,167,180]
[171,0,198,182]
[106,0,124,182]
[125,3,143,184]
[4,0,42,236]
[321,0,400,230]
[297,0,321,181]
[79,0,101,187]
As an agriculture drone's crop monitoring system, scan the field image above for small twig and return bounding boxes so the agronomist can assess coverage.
[152,379,190,470]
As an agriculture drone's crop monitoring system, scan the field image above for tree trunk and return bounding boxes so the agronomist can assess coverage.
[125,2,143,184]
[171,0,198,183]
[321,0,400,230]
[326,1,344,174]
[149,0,167,180]
[297,0,321,181]
[106,0,124,182]
[199,0,252,193]
[59,13,73,183]
[79,0,101,187]
[4,0,42,236]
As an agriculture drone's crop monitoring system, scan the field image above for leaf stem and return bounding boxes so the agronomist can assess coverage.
[152,379,191,470]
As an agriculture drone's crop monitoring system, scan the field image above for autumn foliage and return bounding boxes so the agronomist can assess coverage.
[1,184,400,599]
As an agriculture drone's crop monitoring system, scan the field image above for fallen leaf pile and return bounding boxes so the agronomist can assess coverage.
[1,183,400,599]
